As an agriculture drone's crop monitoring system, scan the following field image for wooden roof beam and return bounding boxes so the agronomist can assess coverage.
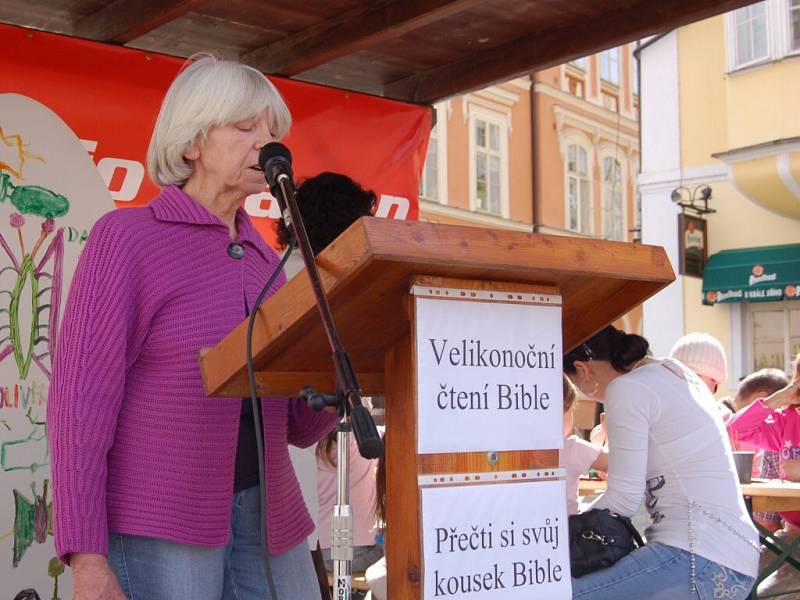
[384,0,756,103]
[73,0,207,44]
[244,0,483,76]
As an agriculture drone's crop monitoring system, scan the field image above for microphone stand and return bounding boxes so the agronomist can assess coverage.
[273,172,383,600]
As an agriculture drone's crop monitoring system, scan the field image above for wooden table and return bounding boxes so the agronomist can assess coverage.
[741,480,800,513]
[578,478,800,512]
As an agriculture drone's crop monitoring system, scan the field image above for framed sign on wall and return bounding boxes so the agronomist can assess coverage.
[678,213,708,278]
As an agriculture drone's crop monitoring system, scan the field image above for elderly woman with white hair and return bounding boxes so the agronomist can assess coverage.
[47,55,336,600]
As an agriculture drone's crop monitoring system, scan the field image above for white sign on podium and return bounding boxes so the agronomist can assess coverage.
[420,478,572,599]
[414,289,563,454]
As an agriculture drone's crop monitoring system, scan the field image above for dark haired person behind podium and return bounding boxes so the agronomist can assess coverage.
[565,326,758,599]
[47,55,336,600]
[274,171,376,255]
[275,172,384,577]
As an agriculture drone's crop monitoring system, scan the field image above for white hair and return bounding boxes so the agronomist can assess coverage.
[147,53,292,187]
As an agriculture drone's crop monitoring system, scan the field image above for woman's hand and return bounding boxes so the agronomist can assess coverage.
[589,413,607,447]
[71,553,127,600]
[764,380,800,410]
[783,458,800,482]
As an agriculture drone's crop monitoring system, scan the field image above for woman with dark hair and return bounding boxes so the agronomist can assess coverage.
[274,171,375,255]
[282,171,383,574]
[566,326,758,599]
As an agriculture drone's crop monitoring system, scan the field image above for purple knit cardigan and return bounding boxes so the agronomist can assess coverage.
[47,185,336,562]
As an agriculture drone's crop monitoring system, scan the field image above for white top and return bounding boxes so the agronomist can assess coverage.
[560,435,602,515]
[590,358,759,578]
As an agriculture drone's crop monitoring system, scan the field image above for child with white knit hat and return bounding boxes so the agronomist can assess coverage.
[669,332,728,394]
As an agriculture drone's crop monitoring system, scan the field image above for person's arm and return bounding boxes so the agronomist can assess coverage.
[589,378,655,517]
[286,396,338,448]
[782,457,800,481]
[763,380,800,410]
[70,554,126,599]
[589,413,607,447]
[726,392,793,452]
[566,435,606,475]
[592,447,609,473]
[47,214,139,565]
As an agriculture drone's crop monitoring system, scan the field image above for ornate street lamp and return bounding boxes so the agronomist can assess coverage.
[670,185,715,216]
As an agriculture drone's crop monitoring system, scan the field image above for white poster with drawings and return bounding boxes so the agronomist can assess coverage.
[416,296,563,454]
[0,93,116,599]
[421,479,571,599]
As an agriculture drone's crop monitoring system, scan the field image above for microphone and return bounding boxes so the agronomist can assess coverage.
[257,142,383,461]
[258,142,295,229]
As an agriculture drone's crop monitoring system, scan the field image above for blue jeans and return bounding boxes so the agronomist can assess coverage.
[571,542,754,599]
[108,486,320,600]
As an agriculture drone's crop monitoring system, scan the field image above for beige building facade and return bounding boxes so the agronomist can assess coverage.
[640,2,800,395]
[419,44,642,332]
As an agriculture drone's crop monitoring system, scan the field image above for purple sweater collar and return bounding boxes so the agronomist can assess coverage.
[151,185,263,247]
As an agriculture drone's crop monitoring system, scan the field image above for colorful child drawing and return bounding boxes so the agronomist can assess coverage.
[0,171,68,380]
[0,92,118,600]
[1,406,49,473]
[12,479,52,568]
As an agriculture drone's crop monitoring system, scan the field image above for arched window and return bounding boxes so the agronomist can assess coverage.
[566,143,592,234]
[602,156,625,240]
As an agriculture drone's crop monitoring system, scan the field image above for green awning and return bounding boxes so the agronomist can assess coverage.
[702,244,800,305]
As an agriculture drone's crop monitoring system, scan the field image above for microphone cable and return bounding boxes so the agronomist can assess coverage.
[245,233,296,600]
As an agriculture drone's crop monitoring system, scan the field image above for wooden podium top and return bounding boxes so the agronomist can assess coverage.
[200,217,674,397]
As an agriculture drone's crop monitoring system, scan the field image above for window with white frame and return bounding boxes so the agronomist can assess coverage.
[732,2,770,67]
[566,143,592,235]
[791,0,800,51]
[469,108,507,216]
[727,0,800,69]
[600,48,620,84]
[420,104,448,203]
[570,56,587,70]
[750,302,800,372]
[602,156,624,240]
[420,121,440,202]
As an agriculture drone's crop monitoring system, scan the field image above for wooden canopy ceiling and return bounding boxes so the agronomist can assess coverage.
[1,0,754,104]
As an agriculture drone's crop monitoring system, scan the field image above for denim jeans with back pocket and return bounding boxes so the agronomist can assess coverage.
[571,542,755,600]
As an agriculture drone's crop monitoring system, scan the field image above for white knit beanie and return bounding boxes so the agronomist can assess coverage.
[669,332,728,384]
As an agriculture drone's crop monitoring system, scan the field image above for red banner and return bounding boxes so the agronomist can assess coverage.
[1,23,430,242]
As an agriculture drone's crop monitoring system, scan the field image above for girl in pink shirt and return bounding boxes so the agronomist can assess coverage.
[727,379,800,526]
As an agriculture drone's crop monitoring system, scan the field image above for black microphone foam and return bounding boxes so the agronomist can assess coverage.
[258,142,293,192]
[259,142,295,228]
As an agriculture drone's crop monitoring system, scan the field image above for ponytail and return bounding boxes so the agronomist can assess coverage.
[564,325,649,374]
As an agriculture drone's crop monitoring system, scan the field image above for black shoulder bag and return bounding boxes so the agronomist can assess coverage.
[568,508,645,578]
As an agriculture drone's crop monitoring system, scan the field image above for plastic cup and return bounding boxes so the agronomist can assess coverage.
[732,451,754,484]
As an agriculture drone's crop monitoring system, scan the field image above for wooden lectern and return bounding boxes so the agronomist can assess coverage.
[200,217,674,598]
